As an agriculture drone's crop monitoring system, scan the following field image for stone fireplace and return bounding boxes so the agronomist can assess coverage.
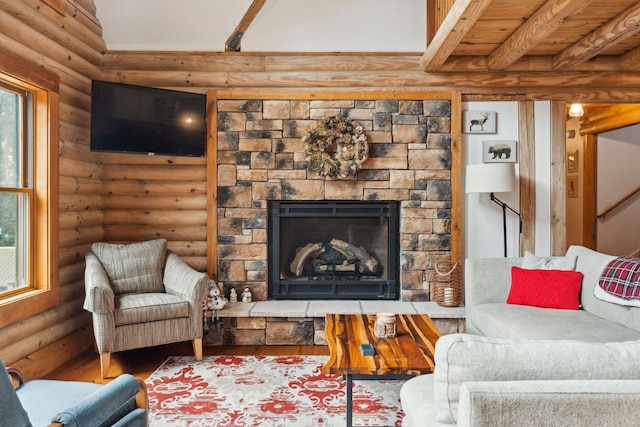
[215,97,453,303]
[268,200,400,300]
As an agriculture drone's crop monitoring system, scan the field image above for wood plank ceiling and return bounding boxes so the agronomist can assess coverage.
[422,0,640,73]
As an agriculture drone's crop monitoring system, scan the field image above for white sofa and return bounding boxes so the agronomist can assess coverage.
[400,245,640,426]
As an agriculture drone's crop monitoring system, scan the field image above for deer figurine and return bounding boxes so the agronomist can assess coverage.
[469,112,490,131]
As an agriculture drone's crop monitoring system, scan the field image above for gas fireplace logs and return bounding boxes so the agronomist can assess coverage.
[289,238,380,278]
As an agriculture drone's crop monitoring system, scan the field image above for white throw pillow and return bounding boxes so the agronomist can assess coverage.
[522,251,577,270]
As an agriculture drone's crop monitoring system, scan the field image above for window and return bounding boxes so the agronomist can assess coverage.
[0,50,59,329]
[0,82,32,297]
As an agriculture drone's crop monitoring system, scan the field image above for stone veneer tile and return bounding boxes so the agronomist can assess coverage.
[324,181,364,199]
[291,101,309,119]
[218,112,247,131]
[252,181,282,200]
[282,180,324,200]
[310,100,354,108]
[364,188,409,200]
[263,100,291,119]
[218,100,262,112]
[423,100,451,117]
[389,170,415,189]
[239,138,272,152]
[369,143,408,159]
[247,119,283,131]
[237,169,268,182]
[342,108,374,120]
[309,108,338,120]
[217,165,237,186]
[364,157,408,170]
[248,153,272,170]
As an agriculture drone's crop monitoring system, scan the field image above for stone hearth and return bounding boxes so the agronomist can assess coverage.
[204,300,465,346]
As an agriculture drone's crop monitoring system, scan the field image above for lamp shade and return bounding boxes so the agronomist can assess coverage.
[466,163,517,193]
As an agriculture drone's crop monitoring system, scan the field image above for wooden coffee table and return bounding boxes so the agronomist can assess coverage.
[323,313,441,427]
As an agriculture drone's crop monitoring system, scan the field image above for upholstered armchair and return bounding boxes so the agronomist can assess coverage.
[1,358,147,427]
[84,238,208,378]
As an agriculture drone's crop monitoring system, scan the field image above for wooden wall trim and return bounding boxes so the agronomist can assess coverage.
[212,89,453,100]
[518,100,535,256]
[206,91,219,279]
[582,134,597,248]
[551,101,567,255]
[450,91,463,263]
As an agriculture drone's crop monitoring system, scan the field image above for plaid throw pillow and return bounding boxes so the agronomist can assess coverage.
[598,257,640,300]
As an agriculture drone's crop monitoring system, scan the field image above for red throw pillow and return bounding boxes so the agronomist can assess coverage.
[507,267,583,310]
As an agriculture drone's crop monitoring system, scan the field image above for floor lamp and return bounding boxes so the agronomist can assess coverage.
[466,163,522,257]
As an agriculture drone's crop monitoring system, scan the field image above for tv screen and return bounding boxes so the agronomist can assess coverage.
[90,80,207,157]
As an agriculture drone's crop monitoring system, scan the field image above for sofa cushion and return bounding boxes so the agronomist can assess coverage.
[522,251,577,270]
[114,293,190,326]
[457,380,640,427]
[399,374,441,427]
[0,359,33,427]
[468,302,640,342]
[567,245,640,333]
[17,380,101,427]
[433,334,640,425]
[92,239,167,295]
[507,267,582,309]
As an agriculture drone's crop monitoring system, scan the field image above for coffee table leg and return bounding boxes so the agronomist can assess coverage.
[345,374,353,427]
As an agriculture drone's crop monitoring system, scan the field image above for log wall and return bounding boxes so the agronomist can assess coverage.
[0,0,104,378]
[3,0,637,377]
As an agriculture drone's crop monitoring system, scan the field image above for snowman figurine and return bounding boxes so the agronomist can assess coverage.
[241,285,252,303]
[204,280,227,331]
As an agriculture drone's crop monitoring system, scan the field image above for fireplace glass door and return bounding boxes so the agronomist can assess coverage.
[268,201,399,300]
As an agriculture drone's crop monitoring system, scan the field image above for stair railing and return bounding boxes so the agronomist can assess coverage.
[597,186,640,220]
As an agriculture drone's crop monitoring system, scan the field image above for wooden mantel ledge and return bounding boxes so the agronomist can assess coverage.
[218,300,465,319]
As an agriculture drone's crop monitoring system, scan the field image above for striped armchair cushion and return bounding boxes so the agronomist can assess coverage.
[92,239,167,295]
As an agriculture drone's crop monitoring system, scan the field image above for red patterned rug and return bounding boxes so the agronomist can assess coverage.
[146,355,405,426]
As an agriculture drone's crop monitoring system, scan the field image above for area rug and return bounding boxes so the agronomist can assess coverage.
[145,355,405,426]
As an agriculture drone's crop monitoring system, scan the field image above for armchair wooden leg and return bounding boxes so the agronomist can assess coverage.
[193,338,203,361]
[100,353,111,379]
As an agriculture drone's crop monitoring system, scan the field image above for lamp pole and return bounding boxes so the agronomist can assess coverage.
[490,192,522,257]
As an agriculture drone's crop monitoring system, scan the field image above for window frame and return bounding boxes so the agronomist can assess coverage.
[0,48,59,329]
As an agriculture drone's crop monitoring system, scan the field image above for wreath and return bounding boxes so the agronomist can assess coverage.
[302,115,368,179]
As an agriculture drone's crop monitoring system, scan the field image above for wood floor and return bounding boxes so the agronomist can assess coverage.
[44,342,329,385]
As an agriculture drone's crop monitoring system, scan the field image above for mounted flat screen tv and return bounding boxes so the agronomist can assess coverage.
[90,80,207,157]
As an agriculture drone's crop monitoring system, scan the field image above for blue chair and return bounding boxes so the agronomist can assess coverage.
[0,358,147,427]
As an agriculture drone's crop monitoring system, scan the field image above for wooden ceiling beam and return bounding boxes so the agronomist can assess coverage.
[620,45,640,71]
[487,0,593,70]
[420,0,492,72]
[225,0,266,52]
[552,2,640,70]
